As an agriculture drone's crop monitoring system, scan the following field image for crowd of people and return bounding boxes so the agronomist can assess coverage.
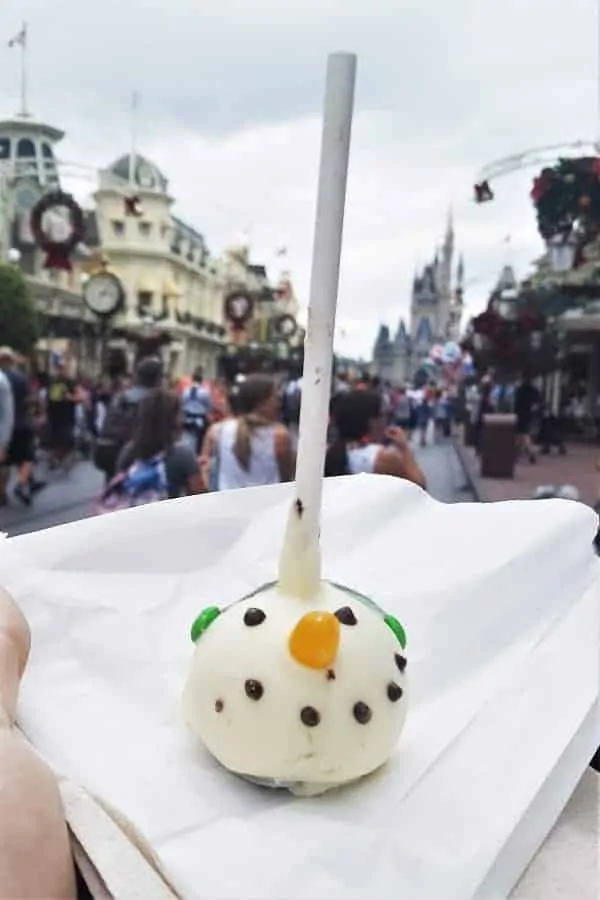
[0,348,463,512]
[463,372,556,463]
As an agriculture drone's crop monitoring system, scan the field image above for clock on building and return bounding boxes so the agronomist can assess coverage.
[83,271,125,318]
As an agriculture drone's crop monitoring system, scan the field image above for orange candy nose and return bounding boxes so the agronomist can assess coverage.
[288,611,340,669]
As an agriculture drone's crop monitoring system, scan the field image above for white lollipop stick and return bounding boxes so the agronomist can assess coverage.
[278,52,357,599]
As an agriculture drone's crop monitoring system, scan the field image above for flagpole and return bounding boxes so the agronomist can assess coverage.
[19,23,28,118]
[128,92,138,187]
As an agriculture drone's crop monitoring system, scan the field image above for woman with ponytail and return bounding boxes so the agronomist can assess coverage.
[201,374,294,491]
[325,389,426,488]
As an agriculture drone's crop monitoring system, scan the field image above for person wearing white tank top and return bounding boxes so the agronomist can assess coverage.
[201,375,294,491]
[325,389,426,488]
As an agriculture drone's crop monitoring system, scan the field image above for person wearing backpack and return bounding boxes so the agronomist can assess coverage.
[98,388,203,513]
[93,357,163,480]
[181,366,213,453]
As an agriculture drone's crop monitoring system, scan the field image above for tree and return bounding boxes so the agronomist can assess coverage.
[0,264,39,355]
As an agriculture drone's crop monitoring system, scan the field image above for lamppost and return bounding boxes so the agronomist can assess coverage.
[468,286,547,382]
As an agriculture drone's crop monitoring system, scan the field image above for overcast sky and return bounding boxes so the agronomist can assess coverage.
[1,0,598,358]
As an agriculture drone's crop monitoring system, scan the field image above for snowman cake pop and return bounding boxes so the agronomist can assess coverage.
[182,53,410,795]
[182,575,408,796]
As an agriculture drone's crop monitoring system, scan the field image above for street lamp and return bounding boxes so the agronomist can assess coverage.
[7,248,21,265]
[491,288,518,320]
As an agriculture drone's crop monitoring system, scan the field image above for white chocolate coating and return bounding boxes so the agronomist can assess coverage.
[182,581,408,794]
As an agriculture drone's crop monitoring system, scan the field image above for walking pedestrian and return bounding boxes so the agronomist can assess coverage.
[0,364,14,506]
[201,374,294,492]
[45,361,78,471]
[94,356,163,481]
[325,389,426,488]
[0,347,45,506]
[181,366,213,453]
[99,388,203,512]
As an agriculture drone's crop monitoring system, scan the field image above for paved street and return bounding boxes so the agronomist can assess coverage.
[413,438,476,504]
[0,440,474,537]
[0,459,102,537]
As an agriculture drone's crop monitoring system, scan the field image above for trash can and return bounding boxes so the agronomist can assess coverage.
[480,413,517,479]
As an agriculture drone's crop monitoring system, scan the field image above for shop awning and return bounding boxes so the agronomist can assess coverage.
[163,278,182,298]
[137,276,154,293]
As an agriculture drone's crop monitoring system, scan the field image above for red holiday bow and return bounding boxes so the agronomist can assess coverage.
[124,195,142,216]
[42,242,74,271]
[474,181,494,203]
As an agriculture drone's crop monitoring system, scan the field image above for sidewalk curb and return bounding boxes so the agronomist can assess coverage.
[451,437,484,502]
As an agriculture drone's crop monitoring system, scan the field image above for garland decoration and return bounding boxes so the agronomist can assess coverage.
[224,290,254,331]
[30,190,85,271]
[271,313,297,339]
[531,157,600,245]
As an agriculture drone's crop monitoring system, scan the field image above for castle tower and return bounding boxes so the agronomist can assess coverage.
[437,207,454,337]
[447,253,465,342]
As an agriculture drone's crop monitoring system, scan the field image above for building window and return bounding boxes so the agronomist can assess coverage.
[16,138,36,158]
[111,220,124,237]
[139,221,151,237]
[0,138,10,160]
[41,143,54,159]
[137,291,152,315]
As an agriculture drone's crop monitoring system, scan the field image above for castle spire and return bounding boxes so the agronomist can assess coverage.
[457,253,464,286]
[444,206,454,252]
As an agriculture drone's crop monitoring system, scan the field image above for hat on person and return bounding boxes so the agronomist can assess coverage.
[0,346,15,362]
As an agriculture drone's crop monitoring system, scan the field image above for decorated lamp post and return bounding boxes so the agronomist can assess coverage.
[466,287,546,379]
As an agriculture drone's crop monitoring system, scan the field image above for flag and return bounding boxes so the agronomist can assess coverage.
[8,24,26,48]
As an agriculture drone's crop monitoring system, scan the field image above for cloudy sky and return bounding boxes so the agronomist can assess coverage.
[0,0,598,358]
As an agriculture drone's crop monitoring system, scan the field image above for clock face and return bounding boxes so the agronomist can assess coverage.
[84,273,123,317]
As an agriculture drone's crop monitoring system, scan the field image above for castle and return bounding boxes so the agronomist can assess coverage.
[372,212,464,384]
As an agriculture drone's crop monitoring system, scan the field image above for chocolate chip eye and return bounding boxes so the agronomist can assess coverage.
[243,608,266,627]
[334,606,357,626]
[244,679,264,700]
[215,699,224,713]
[353,701,372,724]
[300,706,320,727]
[387,682,403,702]
[394,653,407,673]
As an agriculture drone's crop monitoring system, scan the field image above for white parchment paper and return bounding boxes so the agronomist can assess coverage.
[0,474,598,900]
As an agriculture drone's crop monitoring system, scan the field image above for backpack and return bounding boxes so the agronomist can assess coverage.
[182,384,210,429]
[93,395,140,475]
[97,454,169,514]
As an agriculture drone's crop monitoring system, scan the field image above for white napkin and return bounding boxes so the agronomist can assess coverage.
[0,474,598,900]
